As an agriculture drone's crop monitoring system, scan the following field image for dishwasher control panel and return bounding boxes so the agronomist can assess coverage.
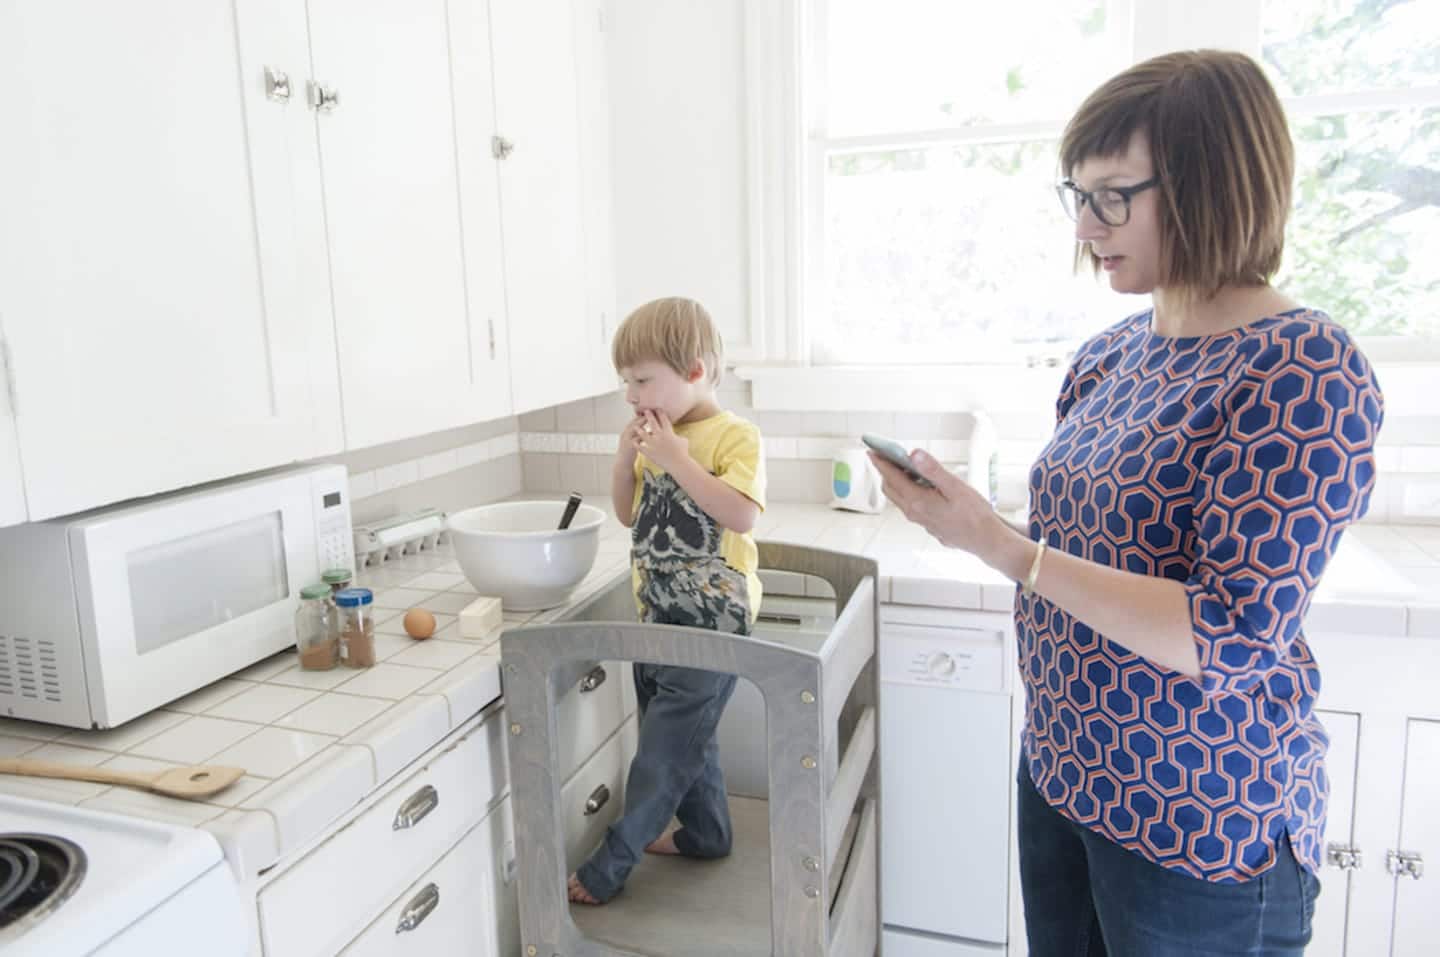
[880,624,1007,692]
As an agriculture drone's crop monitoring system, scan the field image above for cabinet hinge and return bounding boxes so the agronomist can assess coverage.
[1326,843,1362,871]
[597,7,606,32]
[488,319,497,360]
[1387,849,1424,880]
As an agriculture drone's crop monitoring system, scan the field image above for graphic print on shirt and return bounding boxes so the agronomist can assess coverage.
[632,470,750,634]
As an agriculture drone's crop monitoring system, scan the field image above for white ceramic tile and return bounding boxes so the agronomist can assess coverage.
[1408,603,1440,638]
[456,441,490,468]
[419,449,460,480]
[131,715,262,765]
[1400,446,1440,473]
[418,654,502,727]
[164,676,262,713]
[767,437,798,459]
[449,580,480,595]
[403,571,466,591]
[212,726,336,779]
[372,634,420,660]
[58,708,188,753]
[488,433,521,458]
[389,638,482,670]
[333,662,444,700]
[0,735,40,758]
[419,592,475,615]
[203,810,281,881]
[204,774,272,808]
[25,742,113,766]
[343,694,452,782]
[234,652,299,683]
[81,787,225,828]
[206,684,321,724]
[241,744,376,855]
[375,460,421,493]
[99,753,179,774]
[377,612,457,637]
[0,717,72,742]
[1305,601,1409,636]
[266,664,359,691]
[373,586,436,610]
[348,469,378,500]
[0,773,107,804]
[521,431,567,453]
[275,693,393,737]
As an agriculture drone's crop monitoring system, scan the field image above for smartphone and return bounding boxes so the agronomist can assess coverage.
[861,433,934,488]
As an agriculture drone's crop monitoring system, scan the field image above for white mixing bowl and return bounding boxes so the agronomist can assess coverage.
[446,501,607,611]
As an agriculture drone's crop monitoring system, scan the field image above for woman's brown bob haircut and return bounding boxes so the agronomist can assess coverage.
[1060,50,1294,298]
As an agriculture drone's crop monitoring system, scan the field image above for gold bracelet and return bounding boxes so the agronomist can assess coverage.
[1022,540,1047,597]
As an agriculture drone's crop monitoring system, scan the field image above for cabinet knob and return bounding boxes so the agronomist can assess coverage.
[264,66,291,103]
[579,665,607,693]
[1387,849,1424,880]
[393,784,440,830]
[584,784,611,816]
[395,882,440,933]
[308,80,340,112]
[1326,842,1363,871]
[492,135,516,160]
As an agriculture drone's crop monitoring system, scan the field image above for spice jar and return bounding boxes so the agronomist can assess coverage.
[322,567,354,598]
[295,584,338,671]
[334,587,376,668]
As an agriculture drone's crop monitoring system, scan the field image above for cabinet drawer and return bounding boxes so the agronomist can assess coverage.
[556,659,626,782]
[561,716,634,871]
[341,797,519,957]
[259,715,508,957]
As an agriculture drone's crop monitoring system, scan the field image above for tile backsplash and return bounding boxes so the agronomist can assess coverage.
[322,372,1440,527]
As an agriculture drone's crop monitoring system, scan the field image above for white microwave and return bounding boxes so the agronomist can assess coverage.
[0,465,353,729]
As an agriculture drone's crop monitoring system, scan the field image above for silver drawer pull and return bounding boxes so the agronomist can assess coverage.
[395,882,440,933]
[584,784,611,816]
[579,665,607,693]
[393,784,439,830]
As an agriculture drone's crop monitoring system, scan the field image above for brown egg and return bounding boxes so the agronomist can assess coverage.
[403,607,437,640]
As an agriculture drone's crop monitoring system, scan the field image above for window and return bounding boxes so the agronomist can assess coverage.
[801,0,1440,366]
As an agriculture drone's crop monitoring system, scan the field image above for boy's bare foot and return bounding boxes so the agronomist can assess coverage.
[645,830,681,855]
[568,873,602,905]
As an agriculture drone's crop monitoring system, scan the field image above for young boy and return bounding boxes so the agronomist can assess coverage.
[568,296,766,905]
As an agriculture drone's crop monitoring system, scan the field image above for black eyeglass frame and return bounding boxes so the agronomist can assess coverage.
[1055,176,1160,227]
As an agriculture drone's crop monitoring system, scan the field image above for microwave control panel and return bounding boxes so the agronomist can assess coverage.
[315,483,355,572]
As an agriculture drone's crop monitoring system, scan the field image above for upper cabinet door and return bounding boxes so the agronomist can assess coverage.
[574,0,620,396]
[0,0,341,521]
[308,0,511,451]
[490,0,596,415]
[0,319,26,528]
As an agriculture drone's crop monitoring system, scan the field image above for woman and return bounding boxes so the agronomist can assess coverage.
[870,50,1383,955]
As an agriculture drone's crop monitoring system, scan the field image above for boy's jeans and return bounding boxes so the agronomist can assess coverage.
[574,660,739,902]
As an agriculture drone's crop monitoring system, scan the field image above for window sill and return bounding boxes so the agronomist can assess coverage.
[732,363,1069,412]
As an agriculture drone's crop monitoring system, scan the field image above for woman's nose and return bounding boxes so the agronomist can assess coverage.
[1074,201,1108,242]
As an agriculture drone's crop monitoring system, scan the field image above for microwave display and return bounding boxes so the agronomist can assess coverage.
[324,491,342,509]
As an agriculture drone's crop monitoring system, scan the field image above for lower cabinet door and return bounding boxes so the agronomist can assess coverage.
[561,717,633,872]
[342,796,517,957]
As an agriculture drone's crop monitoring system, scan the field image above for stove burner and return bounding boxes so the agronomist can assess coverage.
[0,834,86,942]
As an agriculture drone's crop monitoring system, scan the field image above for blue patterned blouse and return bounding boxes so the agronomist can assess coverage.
[1020,308,1384,881]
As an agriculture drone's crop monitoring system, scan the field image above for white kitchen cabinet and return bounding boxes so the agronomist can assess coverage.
[490,0,601,414]
[1389,719,1439,956]
[309,0,512,450]
[1311,710,1360,957]
[0,0,342,521]
[574,0,622,394]
[341,796,519,957]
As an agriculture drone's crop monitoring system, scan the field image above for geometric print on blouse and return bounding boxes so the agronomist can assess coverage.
[1020,308,1384,882]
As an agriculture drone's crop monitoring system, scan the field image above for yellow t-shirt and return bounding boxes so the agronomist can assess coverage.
[629,411,766,630]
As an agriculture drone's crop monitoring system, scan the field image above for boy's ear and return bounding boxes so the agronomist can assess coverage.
[687,360,706,384]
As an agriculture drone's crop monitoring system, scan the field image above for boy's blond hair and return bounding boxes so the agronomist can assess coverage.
[611,297,725,387]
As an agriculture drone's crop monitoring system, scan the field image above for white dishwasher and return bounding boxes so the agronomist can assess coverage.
[880,604,1015,956]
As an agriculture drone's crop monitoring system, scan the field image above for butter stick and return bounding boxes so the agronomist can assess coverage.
[459,595,504,641]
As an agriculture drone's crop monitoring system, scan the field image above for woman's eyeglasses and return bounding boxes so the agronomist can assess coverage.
[1055,176,1159,227]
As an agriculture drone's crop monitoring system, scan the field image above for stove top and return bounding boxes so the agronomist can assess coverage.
[0,834,86,941]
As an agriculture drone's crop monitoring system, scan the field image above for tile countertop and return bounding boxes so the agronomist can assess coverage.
[0,500,1434,881]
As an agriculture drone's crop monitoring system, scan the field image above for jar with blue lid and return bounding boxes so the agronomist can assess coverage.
[334,587,376,668]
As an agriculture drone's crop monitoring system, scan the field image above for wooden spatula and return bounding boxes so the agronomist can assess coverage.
[0,757,245,800]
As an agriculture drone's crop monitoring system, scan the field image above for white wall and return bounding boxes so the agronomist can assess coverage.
[608,0,754,355]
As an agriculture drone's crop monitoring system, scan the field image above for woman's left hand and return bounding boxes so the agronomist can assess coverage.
[869,448,1006,558]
